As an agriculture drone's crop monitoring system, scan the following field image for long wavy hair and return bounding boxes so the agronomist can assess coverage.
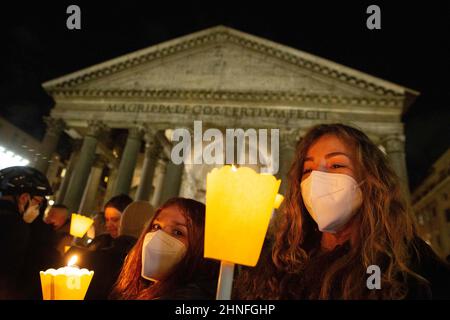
[236,123,425,299]
[111,197,218,299]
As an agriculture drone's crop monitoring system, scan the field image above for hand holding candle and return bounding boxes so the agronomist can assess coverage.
[39,255,94,300]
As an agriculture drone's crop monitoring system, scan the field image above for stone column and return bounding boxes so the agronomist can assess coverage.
[34,117,65,174]
[103,166,118,206]
[381,134,410,200]
[113,127,142,196]
[155,129,184,206]
[158,158,184,206]
[56,142,81,204]
[179,167,198,199]
[135,128,161,201]
[278,129,301,195]
[78,156,106,214]
[46,155,61,190]
[63,121,106,214]
[151,156,168,208]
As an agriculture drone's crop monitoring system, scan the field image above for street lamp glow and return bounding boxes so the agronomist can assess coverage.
[0,145,31,170]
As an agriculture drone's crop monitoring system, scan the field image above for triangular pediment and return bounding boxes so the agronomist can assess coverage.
[43,26,418,103]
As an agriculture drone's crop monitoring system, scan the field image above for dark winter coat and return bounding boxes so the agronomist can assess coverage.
[0,199,30,299]
[85,235,137,300]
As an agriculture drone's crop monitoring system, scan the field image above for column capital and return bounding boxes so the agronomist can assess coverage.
[280,128,302,150]
[86,120,108,138]
[138,125,158,145]
[43,117,66,137]
[127,126,143,140]
[146,142,162,163]
[141,128,162,161]
[381,134,406,153]
[158,152,170,162]
[93,154,108,168]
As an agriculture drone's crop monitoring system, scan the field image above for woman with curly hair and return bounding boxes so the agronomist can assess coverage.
[235,123,450,299]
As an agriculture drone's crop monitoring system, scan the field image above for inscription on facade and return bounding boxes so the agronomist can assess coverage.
[106,104,328,120]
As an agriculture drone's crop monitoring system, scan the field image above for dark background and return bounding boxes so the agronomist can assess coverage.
[0,1,448,191]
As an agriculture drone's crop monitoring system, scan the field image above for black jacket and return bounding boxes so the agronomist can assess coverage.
[235,236,450,300]
[67,235,137,300]
[88,233,114,251]
[159,276,218,300]
[20,215,63,299]
[406,237,450,299]
[294,238,450,299]
[0,199,30,299]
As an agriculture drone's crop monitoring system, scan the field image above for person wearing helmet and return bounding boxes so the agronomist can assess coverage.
[0,166,52,299]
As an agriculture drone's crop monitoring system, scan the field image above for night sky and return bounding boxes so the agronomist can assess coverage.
[0,1,448,191]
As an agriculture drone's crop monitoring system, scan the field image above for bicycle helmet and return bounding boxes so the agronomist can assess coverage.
[0,166,53,197]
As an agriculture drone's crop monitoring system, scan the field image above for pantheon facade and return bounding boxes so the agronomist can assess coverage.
[36,26,419,215]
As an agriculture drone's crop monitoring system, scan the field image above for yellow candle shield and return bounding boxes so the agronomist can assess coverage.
[40,268,94,300]
[204,165,281,266]
[69,213,94,238]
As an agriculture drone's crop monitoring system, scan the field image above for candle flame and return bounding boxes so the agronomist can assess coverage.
[231,165,237,172]
[67,255,78,267]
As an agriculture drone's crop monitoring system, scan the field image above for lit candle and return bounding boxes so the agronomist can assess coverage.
[204,165,281,299]
[39,255,94,300]
[69,213,94,238]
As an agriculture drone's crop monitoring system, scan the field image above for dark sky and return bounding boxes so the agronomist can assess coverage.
[0,1,448,191]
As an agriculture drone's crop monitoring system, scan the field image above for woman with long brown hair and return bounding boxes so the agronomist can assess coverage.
[236,123,450,299]
[110,197,219,299]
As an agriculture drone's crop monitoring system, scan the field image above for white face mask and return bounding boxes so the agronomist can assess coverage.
[22,199,40,224]
[301,170,363,233]
[141,230,187,282]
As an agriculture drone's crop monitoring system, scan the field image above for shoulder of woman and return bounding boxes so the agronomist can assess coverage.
[159,281,215,300]
[410,237,448,267]
[409,237,450,299]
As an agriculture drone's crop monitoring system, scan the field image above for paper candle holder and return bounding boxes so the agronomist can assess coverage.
[70,213,94,238]
[204,165,281,267]
[40,256,94,300]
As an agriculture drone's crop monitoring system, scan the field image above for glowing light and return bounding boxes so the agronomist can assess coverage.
[39,254,94,300]
[0,145,31,170]
[70,214,94,238]
[67,255,78,267]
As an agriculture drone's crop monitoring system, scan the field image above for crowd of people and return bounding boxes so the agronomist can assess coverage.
[0,123,449,300]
